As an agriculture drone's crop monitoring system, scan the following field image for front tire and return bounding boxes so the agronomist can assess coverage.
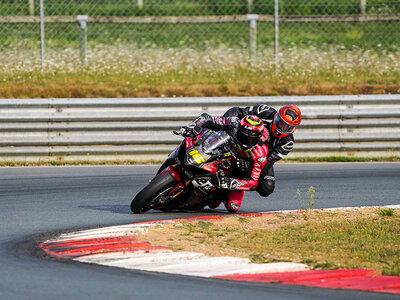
[131,172,177,214]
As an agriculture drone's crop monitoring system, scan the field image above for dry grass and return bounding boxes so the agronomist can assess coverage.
[1,74,399,98]
[139,207,400,275]
[1,45,399,98]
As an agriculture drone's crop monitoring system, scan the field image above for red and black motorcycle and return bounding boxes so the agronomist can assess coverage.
[130,128,236,213]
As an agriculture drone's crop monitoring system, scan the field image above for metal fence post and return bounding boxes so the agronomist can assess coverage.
[361,0,367,14]
[77,15,88,66]
[247,14,258,60]
[39,0,45,71]
[274,0,280,71]
[29,0,34,16]
[247,0,253,14]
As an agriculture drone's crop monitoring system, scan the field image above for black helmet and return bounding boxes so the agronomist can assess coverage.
[237,115,265,148]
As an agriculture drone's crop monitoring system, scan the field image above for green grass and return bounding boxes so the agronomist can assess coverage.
[378,208,395,217]
[2,21,399,51]
[2,0,400,16]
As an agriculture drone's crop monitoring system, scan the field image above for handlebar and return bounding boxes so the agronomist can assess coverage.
[173,128,185,136]
[173,125,203,137]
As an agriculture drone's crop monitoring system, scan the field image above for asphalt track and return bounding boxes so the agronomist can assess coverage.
[0,162,399,300]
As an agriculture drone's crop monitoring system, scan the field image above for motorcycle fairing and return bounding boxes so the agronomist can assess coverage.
[183,130,234,173]
[133,129,237,213]
[192,177,215,192]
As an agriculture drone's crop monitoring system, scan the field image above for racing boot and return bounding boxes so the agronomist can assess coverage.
[207,190,226,209]
[208,200,222,209]
[224,190,244,213]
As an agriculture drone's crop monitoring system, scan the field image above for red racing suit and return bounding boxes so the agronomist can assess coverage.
[223,104,296,197]
[188,113,269,192]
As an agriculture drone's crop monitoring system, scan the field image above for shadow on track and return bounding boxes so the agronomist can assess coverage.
[79,204,231,216]
[79,204,132,214]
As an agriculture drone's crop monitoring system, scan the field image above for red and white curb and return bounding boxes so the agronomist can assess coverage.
[40,205,400,294]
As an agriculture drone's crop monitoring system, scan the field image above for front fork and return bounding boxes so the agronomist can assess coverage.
[158,165,191,202]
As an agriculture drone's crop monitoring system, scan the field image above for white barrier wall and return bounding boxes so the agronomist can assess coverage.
[0,95,399,161]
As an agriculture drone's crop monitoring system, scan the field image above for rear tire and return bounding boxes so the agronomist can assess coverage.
[131,172,177,214]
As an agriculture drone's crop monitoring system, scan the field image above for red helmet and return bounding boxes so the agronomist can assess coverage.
[237,115,265,148]
[272,105,302,137]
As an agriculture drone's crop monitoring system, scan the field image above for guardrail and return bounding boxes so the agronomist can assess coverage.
[0,95,399,162]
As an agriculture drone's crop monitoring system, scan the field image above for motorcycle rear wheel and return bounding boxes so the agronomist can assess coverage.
[130,172,177,214]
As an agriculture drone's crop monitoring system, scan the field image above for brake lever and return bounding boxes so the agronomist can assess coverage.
[173,127,186,136]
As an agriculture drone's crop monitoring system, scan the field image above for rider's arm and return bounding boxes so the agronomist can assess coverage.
[266,136,295,168]
[223,107,248,118]
[235,145,268,191]
[219,145,268,191]
[185,113,235,134]
[247,104,293,169]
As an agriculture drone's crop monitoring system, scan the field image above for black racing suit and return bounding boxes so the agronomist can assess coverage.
[224,104,296,197]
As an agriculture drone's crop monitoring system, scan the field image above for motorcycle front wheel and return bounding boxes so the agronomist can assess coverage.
[130,172,177,214]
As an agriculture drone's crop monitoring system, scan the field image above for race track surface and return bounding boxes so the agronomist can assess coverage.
[1,163,399,300]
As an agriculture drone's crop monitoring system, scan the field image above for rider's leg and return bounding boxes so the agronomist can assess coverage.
[256,165,275,197]
[224,190,244,213]
[208,190,227,209]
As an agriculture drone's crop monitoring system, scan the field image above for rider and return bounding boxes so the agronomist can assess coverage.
[223,104,302,198]
[181,113,269,213]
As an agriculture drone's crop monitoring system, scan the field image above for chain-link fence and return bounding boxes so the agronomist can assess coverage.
[1,0,399,73]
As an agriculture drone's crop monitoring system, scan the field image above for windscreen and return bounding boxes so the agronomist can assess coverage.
[201,131,232,155]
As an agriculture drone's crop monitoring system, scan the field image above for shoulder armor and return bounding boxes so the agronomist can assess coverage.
[250,105,277,123]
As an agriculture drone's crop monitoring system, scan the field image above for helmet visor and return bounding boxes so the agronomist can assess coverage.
[274,114,297,135]
[237,128,260,148]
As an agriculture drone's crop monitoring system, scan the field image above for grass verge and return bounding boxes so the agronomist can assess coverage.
[1,68,399,98]
[1,45,399,98]
[0,160,163,167]
[140,207,400,276]
[285,156,400,163]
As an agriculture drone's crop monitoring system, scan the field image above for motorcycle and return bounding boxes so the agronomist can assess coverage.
[130,127,237,214]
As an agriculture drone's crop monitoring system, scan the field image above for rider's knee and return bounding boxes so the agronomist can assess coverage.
[256,176,275,197]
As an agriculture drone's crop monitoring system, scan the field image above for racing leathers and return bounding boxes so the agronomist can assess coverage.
[223,104,296,197]
[183,113,269,212]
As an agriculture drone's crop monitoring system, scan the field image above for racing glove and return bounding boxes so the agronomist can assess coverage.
[178,124,203,137]
[236,158,251,172]
[218,176,239,190]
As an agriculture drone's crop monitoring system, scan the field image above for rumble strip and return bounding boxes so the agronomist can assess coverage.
[40,206,400,294]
